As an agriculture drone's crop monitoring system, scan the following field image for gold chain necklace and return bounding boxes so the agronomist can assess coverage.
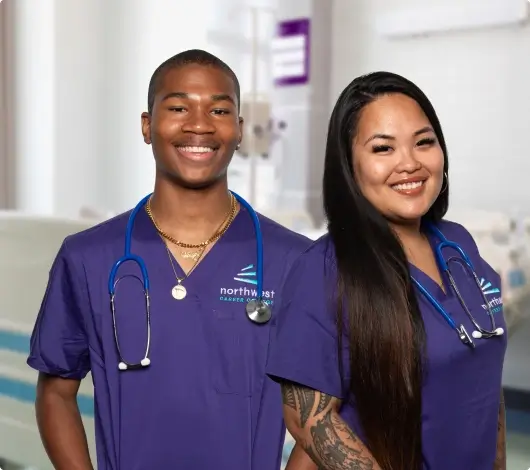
[145,194,238,300]
[164,243,203,300]
[145,193,237,261]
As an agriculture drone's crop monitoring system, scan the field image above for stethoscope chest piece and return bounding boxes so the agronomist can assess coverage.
[457,324,475,348]
[246,299,272,324]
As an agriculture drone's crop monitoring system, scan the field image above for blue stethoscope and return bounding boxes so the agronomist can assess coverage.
[411,224,504,348]
[108,191,271,371]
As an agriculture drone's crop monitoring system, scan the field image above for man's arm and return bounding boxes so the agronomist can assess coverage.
[36,373,93,470]
[494,390,506,470]
[280,381,381,470]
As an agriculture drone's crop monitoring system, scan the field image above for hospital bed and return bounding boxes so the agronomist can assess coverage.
[0,210,528,469]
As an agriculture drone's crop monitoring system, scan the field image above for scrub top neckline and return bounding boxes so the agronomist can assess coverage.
[408,226,452,303]
[134,204,247,284]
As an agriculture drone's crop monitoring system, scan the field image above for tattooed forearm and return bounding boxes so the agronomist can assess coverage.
[281,381,379,470]
[301,445,325,470]
[494,394,506,470]
[309,410,374,470]
[330,411,358,444]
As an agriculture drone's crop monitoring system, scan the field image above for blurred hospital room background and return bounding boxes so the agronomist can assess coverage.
[1,0,530,468]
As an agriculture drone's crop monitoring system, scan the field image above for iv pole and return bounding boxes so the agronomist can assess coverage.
[247,5,275,207]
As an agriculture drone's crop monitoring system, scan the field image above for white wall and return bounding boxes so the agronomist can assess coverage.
[0,2,7,209]
[0,1,14,210]
[52,0,210,216]
[6,0,529,219]
[52,0,108,216]
[331,0,530,217]
[4,0,281,218]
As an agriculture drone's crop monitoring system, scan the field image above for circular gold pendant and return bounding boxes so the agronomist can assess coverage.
[172,284,187,300]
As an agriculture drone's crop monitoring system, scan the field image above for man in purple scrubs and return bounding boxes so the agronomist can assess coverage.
[27,49,314,470]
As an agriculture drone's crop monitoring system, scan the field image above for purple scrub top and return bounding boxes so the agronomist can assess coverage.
[27,205,311,470]
[266,220,507,470]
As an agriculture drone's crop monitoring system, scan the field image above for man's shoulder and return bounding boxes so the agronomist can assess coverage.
[62,210,132,257]
[257,212,313,255]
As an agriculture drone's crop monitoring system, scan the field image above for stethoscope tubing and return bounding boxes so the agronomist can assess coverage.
[412,223,503,347]
[108,191,269,371]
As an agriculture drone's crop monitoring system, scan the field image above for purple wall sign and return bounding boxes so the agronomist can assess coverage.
[272,18,310,87]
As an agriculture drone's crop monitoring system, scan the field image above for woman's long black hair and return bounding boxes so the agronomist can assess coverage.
[323,72,449,470]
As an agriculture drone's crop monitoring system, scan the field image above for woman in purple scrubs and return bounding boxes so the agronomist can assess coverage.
[266,72,507,470]
[26,49,315,470]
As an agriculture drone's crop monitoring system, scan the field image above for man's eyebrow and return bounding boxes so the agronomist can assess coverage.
[211,94,236,105]
[161,91,188,101]
[161,92,235,106]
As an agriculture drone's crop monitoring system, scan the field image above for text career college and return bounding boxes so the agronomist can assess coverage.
[220,286,276,305]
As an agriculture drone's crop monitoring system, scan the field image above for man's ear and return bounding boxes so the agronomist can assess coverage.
[141,112,152,144]
[238,116,244,147]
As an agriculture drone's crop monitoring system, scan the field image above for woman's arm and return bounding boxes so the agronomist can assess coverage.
[494,390,506,470]
[284,443,319,470]
[280,381,381,470]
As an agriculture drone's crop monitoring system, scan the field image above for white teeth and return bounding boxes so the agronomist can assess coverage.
[179,146,214,153]
[392,181,424,191]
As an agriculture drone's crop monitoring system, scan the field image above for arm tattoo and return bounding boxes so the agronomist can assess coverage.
[308,410,374,470]
[330,411,358,444]
[281,382,318,427]
[281,382,297,410]
[282,381,375,470]
[294,386,317,427]
[303,445,326,470]
[316,392,333,415]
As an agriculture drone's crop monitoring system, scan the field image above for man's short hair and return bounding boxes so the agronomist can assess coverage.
[147,49,241,113]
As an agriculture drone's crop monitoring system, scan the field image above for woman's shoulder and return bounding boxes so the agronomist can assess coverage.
[434,219,480,253]
[289,232,338,272]
[435,219,501,283]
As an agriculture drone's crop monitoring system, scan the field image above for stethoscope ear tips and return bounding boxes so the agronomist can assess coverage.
[118,358,150,371]
[472,327,505,339]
